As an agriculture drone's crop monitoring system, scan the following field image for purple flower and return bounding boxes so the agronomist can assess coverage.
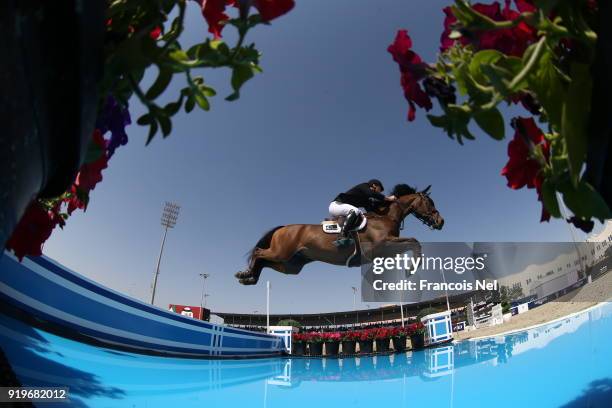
[96,96,131,157]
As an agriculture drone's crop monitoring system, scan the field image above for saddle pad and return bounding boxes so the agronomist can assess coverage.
[321,221,341,234]
[321,217,367,234]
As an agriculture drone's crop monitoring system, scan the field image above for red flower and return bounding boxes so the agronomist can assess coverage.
[65,186,85,215]
[253,0,295,21]
[149,26,162,40]
[501,117,551,222]
[501,117,547,189]
[6,201,60,260]
[194,0,294,39]
[514,0,536,13]
[373,327,393,339]
[194,0,234,39]
[440,6,469,51]
[388,30,432,121]
[75,130,108,196]
[440,1,537,57]
[321,332,341,342]
[405,322,425,335]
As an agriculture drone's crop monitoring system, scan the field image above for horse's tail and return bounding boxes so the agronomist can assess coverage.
[248,226,284,264]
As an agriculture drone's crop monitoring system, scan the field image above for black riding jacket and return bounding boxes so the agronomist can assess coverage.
[334,182,386,211]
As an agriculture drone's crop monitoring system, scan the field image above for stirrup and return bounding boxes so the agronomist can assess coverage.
[333,237,354,247]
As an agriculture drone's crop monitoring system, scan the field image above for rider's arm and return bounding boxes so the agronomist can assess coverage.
[356,184,386,201]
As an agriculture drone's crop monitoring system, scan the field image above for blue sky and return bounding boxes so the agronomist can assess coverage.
[44,0,597,314]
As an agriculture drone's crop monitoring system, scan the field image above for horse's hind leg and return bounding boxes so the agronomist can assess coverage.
[238,257,267,285]
[237,252,307,285]
[235,248,264,279]
[236,227,303,284]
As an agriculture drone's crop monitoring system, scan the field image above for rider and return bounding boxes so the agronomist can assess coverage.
[329,179,396,246]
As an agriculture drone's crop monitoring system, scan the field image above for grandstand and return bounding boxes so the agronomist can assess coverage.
[214,291,474,331]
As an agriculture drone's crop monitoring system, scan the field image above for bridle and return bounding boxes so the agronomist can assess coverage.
[402,193,438,230]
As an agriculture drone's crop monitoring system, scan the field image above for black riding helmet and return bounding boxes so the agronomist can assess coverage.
[368,179,384,191]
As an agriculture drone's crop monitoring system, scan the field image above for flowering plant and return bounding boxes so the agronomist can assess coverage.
[388,0,610,231]
[304,332,324,344]
[7,0,294,260]
[406,322,426,336]
[391,327,409,338]
[357,329,376,341]
[292,333,306,343]
[373,328,394,340]
[340,331,360,342]
[322,332,342,342]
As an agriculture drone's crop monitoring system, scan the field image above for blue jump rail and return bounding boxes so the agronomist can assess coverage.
[0,253,284,358]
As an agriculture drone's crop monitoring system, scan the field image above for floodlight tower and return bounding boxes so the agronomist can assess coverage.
[150,202,180,305]
[199,272,210,319]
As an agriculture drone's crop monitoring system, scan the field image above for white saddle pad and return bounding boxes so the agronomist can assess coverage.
[321,217,367,234]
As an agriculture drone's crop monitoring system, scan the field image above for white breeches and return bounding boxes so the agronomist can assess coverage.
[328,201,363,218]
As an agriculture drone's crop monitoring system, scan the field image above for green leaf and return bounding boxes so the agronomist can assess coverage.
[199,85,216,97]
[474,108,505,140]
[227,64,256,101]
[562,63,591,182]
[535,0,561,14]
[427,104,475,144]
[561,180,612,221]
[469,50,503,83]
[158,115,172,137]
[146,121,159,145]
[164,101,181,116]
[527,47,566,132]
[210,40,223,50]
[427,114,447,128]
[137,113,153,126]
[145,68,173,100]
[169,49,189,62]
[185,95,195,113]
[195,93,210,110]
[540,179,561,219]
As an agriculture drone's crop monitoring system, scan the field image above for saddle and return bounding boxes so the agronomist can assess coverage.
[321,215,367,234]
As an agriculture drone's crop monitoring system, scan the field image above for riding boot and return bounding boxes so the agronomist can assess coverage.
[333,210,359,247]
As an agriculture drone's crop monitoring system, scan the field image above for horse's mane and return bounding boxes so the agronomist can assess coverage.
[391,183,417,197]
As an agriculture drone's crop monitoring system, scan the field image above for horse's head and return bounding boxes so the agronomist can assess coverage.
[391,184,444,230]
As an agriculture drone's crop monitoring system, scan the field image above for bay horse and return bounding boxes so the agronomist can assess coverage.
[235,184,444,285]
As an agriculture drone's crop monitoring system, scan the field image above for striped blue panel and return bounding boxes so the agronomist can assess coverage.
[0,253,282,357]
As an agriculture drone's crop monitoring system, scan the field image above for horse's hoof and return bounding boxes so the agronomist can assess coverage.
[238,277,258,285]
[235,270,251,279]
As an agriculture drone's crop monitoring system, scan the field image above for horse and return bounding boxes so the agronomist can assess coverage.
[235,184,444,285]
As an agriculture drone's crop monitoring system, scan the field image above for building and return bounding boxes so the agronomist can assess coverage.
[498,221,612,300]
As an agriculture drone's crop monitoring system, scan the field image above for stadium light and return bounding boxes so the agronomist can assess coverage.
[266,281,271,332]
[150,202,180,305]
[199,273,210,319]
[351,286,358,325]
